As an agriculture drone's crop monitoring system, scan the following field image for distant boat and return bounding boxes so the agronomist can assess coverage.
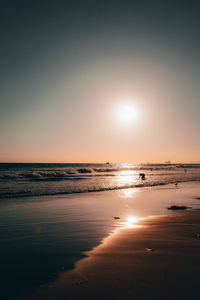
[165,160,171,164]
[106,162,110,165]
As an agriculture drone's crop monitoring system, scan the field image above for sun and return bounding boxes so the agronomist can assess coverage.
[116,102,139,125]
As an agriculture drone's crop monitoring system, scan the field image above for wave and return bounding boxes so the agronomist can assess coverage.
[93,168,119,172]
[77,168,93,173]
[0,165,195,180]
[0,171,87,180]
[1,177,200,199]
[176,164,200,168]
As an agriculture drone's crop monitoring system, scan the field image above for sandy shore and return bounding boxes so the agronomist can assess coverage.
[29,210,200,300]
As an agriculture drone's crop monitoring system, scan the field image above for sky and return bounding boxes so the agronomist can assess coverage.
[1,0,200,163]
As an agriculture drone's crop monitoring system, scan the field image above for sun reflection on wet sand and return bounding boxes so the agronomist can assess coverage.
[36,214,147,298]
[62,215,146,283]
[75,215,145,264]
[122,188,138,198]
[80,215,145,258]
[117,215,144,230]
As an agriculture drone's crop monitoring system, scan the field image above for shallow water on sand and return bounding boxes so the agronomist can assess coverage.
[0,182,200,299]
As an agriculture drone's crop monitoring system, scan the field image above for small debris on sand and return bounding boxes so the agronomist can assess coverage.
[74,275,89,286]
[77,279,89,285]
[145,248,154,252]
[168,205,189,210]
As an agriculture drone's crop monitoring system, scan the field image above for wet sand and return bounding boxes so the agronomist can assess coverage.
[29,210,200,300]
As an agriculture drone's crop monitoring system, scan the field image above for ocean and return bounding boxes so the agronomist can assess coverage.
[1,163,200,299]
[1,163,200,198]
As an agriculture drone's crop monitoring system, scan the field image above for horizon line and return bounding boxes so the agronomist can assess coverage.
[0,161,200,165]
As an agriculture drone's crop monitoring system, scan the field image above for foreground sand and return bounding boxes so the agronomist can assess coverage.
[29,210,200,300]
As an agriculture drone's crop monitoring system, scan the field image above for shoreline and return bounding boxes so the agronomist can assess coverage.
[2,179,200,200]
[29,209,200,300]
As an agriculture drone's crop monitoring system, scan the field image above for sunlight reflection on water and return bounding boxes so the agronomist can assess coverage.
[113,170,139,187]
[116,215,144,231]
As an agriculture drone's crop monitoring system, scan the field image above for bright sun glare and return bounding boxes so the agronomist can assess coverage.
[116,102,139,125]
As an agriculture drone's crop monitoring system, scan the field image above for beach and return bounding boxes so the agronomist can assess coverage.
[1,164,200,299]
[21,181,200,300]
[29,210,200,300]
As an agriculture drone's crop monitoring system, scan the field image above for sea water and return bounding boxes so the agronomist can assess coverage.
[1,163,200,198]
